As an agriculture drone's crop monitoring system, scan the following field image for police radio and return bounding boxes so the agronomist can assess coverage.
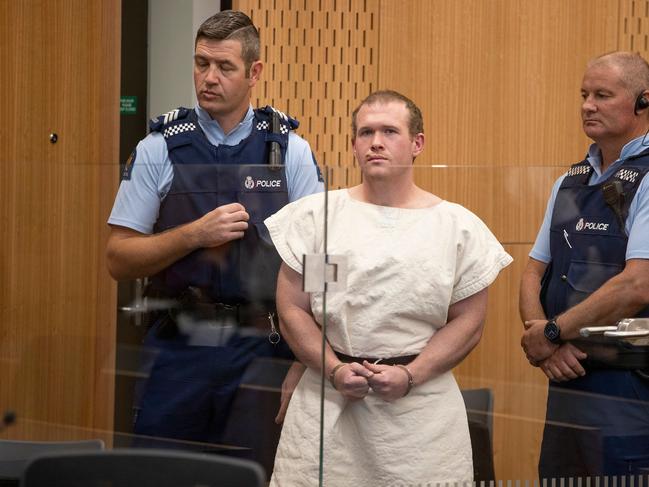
[268,111,282,171]
[602,180,627,235]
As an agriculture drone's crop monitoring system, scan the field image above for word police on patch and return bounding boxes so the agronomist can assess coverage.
[243,175,282,190]
[575,217,609,232]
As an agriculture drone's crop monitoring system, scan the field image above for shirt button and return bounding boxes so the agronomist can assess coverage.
[561,275,567,281]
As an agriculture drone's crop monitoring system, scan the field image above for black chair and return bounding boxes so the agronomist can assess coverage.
[461,388,496,482]
[20,448,266,487]
[0,439,103,486]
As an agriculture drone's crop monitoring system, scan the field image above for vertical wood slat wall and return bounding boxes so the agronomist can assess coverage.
[0,0,120,442]
[620,0,649,57]
[236,0,644,481]
[243,0,379,188]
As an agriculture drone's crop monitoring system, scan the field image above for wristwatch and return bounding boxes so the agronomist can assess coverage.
[544,319,562,344]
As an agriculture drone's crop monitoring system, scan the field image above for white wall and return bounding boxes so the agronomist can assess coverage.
[148,0,221,119]
[192,0,219,35]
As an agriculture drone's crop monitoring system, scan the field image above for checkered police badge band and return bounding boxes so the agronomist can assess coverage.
[567,165,590,177]
[256,120,290,134]
[614,168,639,183]
[163,122,196,139]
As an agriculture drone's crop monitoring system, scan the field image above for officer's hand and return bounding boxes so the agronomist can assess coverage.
[190,202,249,248]
[521,319,559,364]
[363,361,411,402]
[333,362,372,401]
[540,343,587,382]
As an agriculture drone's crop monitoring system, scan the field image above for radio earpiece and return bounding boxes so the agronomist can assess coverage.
[634,93,649,114]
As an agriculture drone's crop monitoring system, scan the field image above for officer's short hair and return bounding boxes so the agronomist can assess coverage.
[351,90,424,141]
[589,51,649,96]
[195,10,260,76]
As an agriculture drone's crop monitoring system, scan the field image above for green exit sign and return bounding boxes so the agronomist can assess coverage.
[120,96,137,115]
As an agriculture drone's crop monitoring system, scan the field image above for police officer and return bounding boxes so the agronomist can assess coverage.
[106,10,323,470]
[520,51,649,479]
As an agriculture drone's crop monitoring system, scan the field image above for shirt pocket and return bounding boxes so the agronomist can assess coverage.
[566,260,623,308]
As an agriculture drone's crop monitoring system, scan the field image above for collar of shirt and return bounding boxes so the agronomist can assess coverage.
[194,105,254,146]
[586,134,648,183]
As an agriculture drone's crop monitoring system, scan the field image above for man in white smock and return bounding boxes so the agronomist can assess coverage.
[264,90,512,486]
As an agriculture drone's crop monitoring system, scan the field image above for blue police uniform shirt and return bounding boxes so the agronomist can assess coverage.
[530,134,649,263]
[108,105,324,233]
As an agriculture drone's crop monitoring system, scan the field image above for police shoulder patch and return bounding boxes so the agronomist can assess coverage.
[614,167,640,184]
[566,163,590,177]
[149,107,191,132]
[121,148,136,181]
[163,122,197,139]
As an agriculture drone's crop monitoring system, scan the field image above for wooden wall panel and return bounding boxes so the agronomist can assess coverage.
[0,0,119,441]
[234,0,379,188]
[378,0,618,167]
[413,165,566,243]
[619,0,649,58]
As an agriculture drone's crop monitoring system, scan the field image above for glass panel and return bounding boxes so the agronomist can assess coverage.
[307,163,649,486]
[109,161,324,481]
[3,162,649,486]
[0,160,325,485]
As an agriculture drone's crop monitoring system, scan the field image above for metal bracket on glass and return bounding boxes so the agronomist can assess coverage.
[117,278,175,325]
[302,254,348,292]
[117,278,145,327]
[118,298,176,314]
[580,318,649,345]
[604,318,649,345]
[579,326,618,337]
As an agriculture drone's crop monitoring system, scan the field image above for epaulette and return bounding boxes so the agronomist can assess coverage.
[562,161,593,186]
[149,107,192,133]
[612,167,642,184]
[565,161,591,178]
[256,105,299,130]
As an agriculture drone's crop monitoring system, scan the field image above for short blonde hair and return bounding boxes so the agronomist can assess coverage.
[351,90,424,140]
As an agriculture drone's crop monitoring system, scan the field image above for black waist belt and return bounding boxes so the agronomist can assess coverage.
[147,287,274,327]
[152,303,274,341]
[172,303,273,328]
[334,351,417,366]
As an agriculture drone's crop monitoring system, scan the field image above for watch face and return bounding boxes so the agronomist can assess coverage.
[544,320,561,343]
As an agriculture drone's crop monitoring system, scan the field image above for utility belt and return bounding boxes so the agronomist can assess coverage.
[146,287,280,344]
[334,351,418,366]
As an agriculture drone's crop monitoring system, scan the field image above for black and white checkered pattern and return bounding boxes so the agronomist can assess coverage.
[257,120,290,134]
[614,168,639,183]
[567,165,590,177]
[163,122,196,139]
